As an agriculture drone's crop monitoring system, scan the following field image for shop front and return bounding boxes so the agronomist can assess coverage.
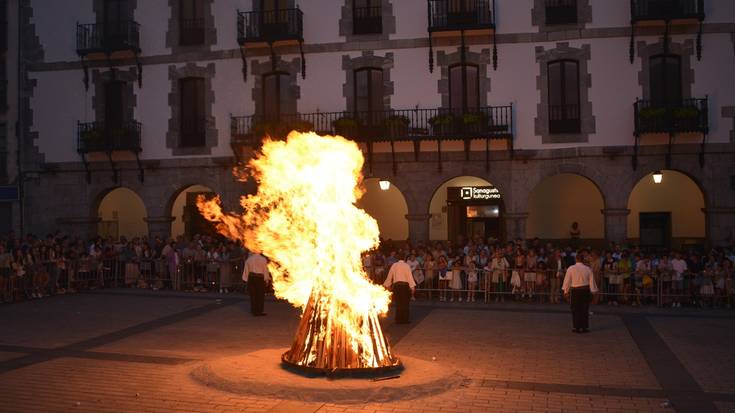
[446,186,504,244]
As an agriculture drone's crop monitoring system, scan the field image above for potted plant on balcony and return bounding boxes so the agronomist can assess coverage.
[80,127,103,150]
[384,115,410,139]
[672,105,700,129]
[428,113,454,135]
[332,116,359,138]
[638,106,667,121]
[462,112,489,134]
[285,119,314,134]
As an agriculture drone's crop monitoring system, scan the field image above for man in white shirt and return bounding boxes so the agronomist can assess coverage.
[383,258,416,324]
[243,250,270,316]
[670,252,687,308]
[562,253,598,333]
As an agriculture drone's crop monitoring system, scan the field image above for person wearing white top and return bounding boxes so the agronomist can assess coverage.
[562,254,599,333]
[383,259,416,324]
[243,251,270,316]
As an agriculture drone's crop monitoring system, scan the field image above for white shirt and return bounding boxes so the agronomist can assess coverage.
[671,259,687,281]
[383,260,416,289]
[562,262,599,294]
[242,253,270,282]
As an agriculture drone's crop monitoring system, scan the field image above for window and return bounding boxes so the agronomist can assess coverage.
[354,68,383,124]
[179,77,205,147]
[548,59,580,134]
[104,81,125,131]
[448,64,479,113]
[447,0,478,25]
[179,0,204,46]
[545,0,577,25]
[353,0,382,35]
[262,72,290,119]
[649,54,682,106]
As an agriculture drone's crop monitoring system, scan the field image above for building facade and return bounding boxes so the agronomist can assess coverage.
[13,0,735,247]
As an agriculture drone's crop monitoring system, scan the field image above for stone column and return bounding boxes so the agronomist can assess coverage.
[55,217,101,240]
[503,212,528,242]
[602,208,630,245]
[145,216,175,240]
[703,208,735,247]
[405,213,430,244]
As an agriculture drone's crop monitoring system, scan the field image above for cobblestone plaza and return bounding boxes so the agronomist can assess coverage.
[1,291,734,413]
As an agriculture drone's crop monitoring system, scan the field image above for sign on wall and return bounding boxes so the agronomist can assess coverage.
[448,186,501,202]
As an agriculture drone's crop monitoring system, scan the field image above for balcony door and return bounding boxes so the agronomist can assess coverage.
[353,0,382,34]
[103,0,129,47]
[179,0,204,45]
[104,81,125,145]
[261,0,289,35]
[449,64,479,114]
[263,71,290,121]
[180,77,206,147]
[649,54,682,106]
[548,59,581,134]
[447,0,478,26]
[354,68,384,126]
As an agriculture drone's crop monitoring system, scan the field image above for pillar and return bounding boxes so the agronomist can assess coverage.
[503,212,528,242]
[602,208,630,245]
[405,213,430,244]
[145,216,175,240]
[703,207,735,247]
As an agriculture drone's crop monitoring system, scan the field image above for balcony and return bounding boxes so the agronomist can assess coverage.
[180,18,205,46]
[77,120,142,153]
[630,0,704,22]
[428,0,495,32]
[545,0,577,25]
[634,98,708,135]
[353,6,382,35]
[237,8,304,45]
[76,20,141,56]
[231,106,513,148]
[549,104,580,134]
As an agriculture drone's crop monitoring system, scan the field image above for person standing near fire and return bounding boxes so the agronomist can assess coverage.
[562,252,598,333]
[243,250,270,316]
[383,257,416,324]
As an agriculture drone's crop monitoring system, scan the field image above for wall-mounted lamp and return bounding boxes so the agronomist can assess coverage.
[379,180,391,191]
[652,171,663,184]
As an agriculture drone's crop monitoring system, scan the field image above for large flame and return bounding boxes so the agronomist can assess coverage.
[197,131,397,370]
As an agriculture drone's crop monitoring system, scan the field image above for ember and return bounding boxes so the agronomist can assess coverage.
[197,131,401,374]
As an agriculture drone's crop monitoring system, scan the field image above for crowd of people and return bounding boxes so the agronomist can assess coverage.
[0,231,247,303]
[363,237,735,309]
[2,230,734,310]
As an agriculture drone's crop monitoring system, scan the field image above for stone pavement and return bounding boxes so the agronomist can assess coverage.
[0,290,734,413]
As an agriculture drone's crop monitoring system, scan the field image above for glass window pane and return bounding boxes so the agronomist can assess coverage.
[449,66,463,111]
[263,74,278,117]
[649,57,664,105]
[564,61,579,105]
[278,74,289,113]
[370,69,383,112]
[465,66,479,110]
[664,57,682,104]
[548,62,562,106]
[355,70,369,113]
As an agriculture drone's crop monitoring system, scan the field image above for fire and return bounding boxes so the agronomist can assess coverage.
[197,131,399,372]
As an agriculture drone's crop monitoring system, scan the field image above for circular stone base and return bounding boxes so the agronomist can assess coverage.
[190,348,466,403]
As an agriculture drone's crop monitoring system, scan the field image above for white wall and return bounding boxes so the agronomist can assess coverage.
[31,0,93,63]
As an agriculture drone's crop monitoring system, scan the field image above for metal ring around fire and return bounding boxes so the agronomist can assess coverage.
[280,351,403,378]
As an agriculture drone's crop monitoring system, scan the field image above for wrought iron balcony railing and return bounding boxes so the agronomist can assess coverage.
[76,20,141,55]
[237,8,304,44]
[545,0,578,25]
[428,0,495,32]
[180,18,205,45]
[353,6,382,35]
[231,106,513,146]
[77,120,142,153]
[634,98,708,135]
[549,104,581,134]
[630,0,704,22]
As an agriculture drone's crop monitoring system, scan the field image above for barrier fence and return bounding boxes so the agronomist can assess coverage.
[1,259,731,308]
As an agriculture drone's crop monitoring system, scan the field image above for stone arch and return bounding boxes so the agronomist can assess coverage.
[626,169,706,248]
[95,187,149,240]
[168,184,218,240]
[526,173,606,244]
[427,175,504,243]
[519,162,610,210]
[356,178,409,241]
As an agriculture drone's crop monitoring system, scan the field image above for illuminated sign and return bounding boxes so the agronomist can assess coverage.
[460,186,501,200]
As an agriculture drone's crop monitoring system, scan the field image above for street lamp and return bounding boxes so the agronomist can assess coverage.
[652,170,663,184]
[379,180,391,191]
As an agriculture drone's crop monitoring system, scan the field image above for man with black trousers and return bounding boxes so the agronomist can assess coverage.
[562,252,598,333]
[383,258,416,324]
[243,250,270,316]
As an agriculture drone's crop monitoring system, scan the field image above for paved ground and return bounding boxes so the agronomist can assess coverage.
[1,290,734,413]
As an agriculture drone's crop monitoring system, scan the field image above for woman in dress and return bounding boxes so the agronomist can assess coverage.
[602,251,618,305]
[524,249,537,300]
[449,255,463,302]
[437,254,449,302]
[488,249,509,303]
[218,244,232,294]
